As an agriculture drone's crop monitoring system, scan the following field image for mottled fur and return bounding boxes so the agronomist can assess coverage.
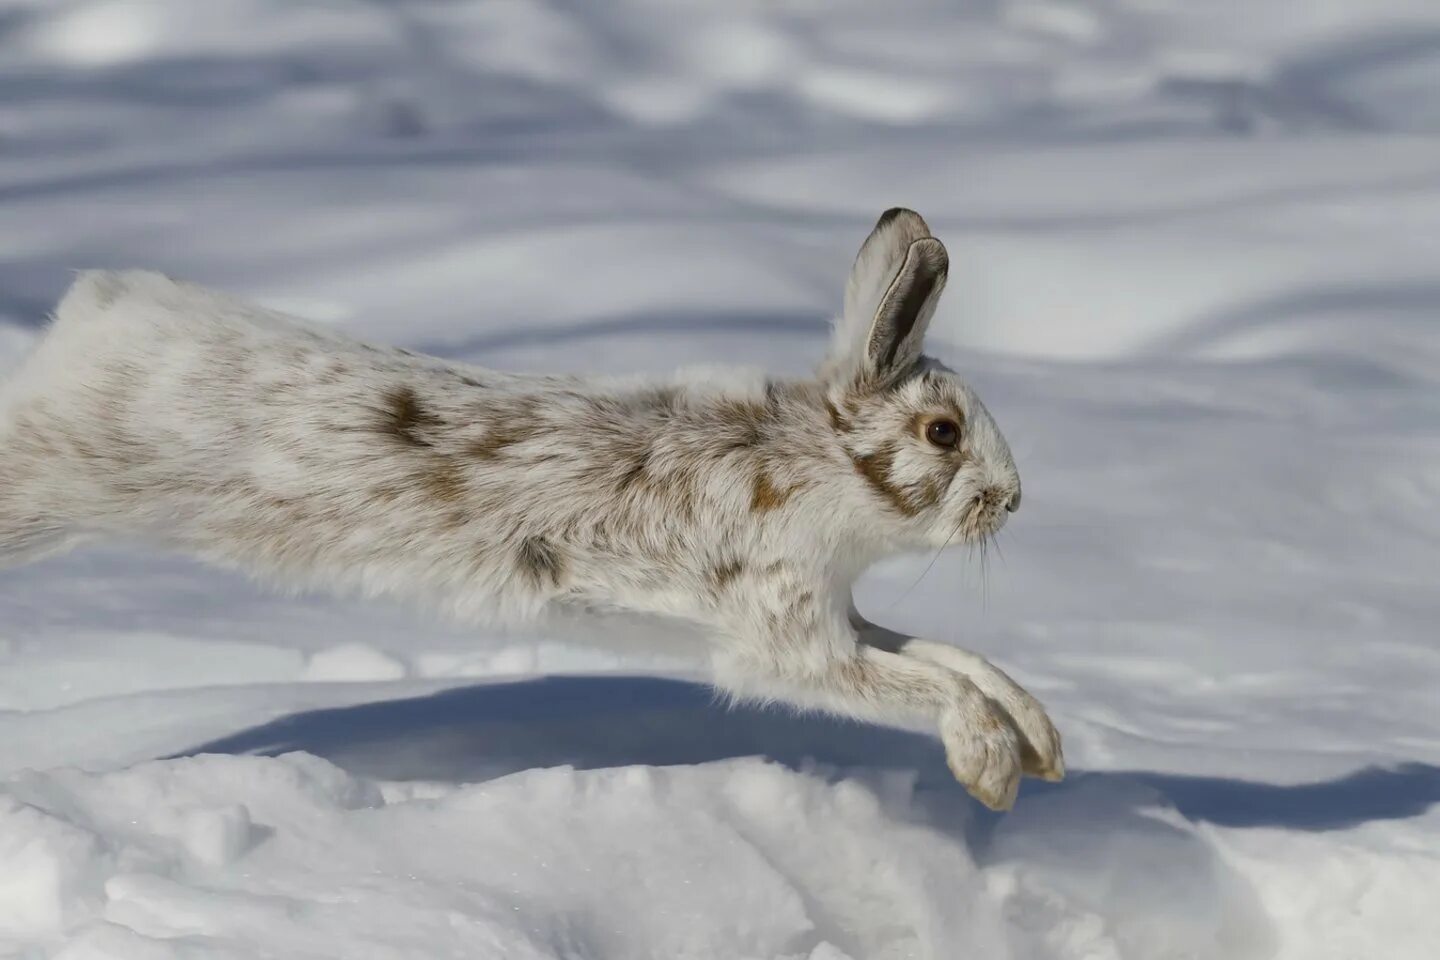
[0,208,1061,809]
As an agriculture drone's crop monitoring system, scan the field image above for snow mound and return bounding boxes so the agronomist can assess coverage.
[1,752,1282,959]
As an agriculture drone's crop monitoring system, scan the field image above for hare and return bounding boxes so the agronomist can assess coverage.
[0,209,1061,809]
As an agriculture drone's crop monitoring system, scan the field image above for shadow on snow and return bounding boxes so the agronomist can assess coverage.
[183,673,1440,832]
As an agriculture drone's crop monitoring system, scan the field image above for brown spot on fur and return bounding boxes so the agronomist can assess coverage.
[614,440,654,491]
[468,422,535,460]
[825,399,851,433]
[762,586,821,634]
[367,483,405,504]
[518,536,565,588]
[380,386,443,447]
[917,476,945,510]
[669,468,699,522]
[750,471,798,513]
[618,455,648,490]
[424,458,468,504]
[709,560,744,590]
[851,445,922,517]
[713,397,769,450]
[607,436,697,522]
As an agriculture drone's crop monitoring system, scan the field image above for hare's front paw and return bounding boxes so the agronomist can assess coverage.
[905,640,1064,784]
[939,698,1024,811]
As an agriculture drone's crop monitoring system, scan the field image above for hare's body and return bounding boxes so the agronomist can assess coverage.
[0,211,1062,808]
[0,271,859,627]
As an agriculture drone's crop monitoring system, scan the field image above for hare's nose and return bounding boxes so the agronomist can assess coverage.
[1006,488,1021,513]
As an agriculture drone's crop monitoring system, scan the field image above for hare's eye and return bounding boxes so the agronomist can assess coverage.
[925,419,960,449]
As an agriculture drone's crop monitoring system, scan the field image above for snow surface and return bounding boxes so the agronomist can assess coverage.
[1,0,1439,957]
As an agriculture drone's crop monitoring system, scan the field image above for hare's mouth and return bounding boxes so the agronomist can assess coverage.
[956,488,1011,541]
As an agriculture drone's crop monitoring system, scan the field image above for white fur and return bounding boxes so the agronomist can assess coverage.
[0,210,1061,809]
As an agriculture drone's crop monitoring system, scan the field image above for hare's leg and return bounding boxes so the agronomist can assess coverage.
[849,604,1064,782]
[715,608,1025,810]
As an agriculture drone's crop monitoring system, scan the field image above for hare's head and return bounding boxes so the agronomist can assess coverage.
[820,209,1020,550]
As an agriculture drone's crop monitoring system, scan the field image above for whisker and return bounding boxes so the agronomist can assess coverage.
[978,530,990,609]
[887,499,974,609]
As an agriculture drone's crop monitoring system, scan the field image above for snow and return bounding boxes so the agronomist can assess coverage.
[1,0,1438,957]
[0,753,1284,959]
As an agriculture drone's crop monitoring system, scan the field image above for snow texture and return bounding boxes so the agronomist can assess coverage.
[1,0,1438,957]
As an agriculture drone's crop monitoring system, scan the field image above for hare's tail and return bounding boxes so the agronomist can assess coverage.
[0,424,83,569]
[0,370,86,568]
[0,511,78,569]
[0,273,121,569]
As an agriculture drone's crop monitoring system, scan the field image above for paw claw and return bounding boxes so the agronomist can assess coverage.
[1032,756,1065,782]
[1020,733,1065,782]
[1007,695,1064,784]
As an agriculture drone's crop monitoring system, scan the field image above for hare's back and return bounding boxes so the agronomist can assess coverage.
[3,271,424,496]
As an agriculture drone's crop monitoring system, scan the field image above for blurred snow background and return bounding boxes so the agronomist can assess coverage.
[1,0,1438,957]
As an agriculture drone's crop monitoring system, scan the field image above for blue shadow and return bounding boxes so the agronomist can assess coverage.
[182,674,1440,832]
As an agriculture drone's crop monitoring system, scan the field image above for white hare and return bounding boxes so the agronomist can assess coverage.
[0,208,1061,809]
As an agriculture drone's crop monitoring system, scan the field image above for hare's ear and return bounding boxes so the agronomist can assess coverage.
[825,208,949,385]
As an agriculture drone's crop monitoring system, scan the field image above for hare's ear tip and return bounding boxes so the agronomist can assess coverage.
[876,207,931,233]
[910,236,949,274]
